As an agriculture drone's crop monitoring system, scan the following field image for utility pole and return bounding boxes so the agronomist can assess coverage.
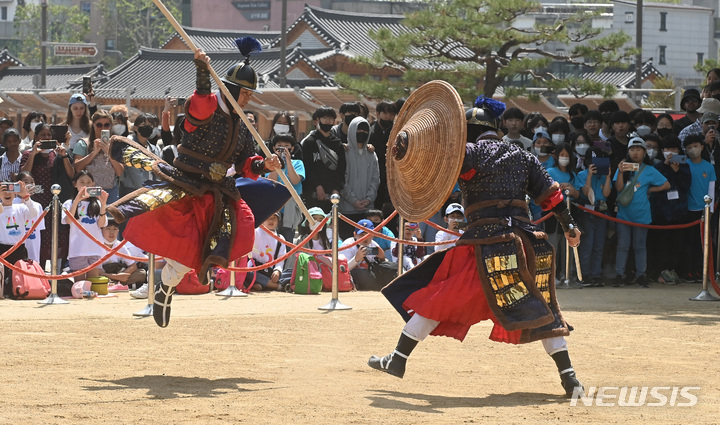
[279,0,287,88]
[41,0,48,89]
[634,0,643,104]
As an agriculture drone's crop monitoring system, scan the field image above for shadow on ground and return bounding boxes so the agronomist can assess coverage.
[366,389,563,413]
[81,375,271,399]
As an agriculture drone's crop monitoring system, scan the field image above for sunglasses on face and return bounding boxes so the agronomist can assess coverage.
[94,122,111,128]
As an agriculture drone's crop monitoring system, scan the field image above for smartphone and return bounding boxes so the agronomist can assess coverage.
[177,97,186,107]
[540,145,554,154]
[101,129,110,143]
[671,154,687,164]
[86,187,102,197]
[1,182,22,193]
[82,76,92,95]
[630,163,640,171]
[50,124,68,144]
[591,157,610,176]
[366,246,379,256]
[276,146,287,154]
[39,140,57,150]
[710,125,716,131]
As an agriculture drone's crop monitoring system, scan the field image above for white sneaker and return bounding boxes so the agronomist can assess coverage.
[130,283,148,299]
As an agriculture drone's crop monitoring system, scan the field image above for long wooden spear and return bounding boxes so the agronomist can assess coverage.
[151,0,315,225]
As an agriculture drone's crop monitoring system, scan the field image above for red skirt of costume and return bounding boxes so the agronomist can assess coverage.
[399,245,522,344]
[122,192,255,272]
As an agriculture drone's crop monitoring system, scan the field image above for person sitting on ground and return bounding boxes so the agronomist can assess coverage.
[97,219,144,288]
[435,203,465,251]
[246,212,286,291]
[341,218,384,269]
[0,180,37,298]
[390,222,426,271]
[365,209,394,255]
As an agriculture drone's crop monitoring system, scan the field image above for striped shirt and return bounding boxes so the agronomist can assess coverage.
[0,152,21,181]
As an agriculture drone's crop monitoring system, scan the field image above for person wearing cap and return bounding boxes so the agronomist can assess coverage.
[106,44,288,328]
[679,97,720,144]
[64,93,91,153]
[0,117,13,133]
[675,89,701,136]
[390,222,425,271]
[370,95,584,398]
[246,212,287,291]
[532,131,555,169]
[613,135,670,287]
[296,206,336,252]
[434,203,465,251]
[341,218,385,289]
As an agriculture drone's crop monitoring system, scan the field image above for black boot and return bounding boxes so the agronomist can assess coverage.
[368,331,418,378]
[153,284,176,328]
[551,350,583,397]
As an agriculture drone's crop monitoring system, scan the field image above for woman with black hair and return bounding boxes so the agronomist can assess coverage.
[20,111,47,152]
[266,132,305,242]
[266,111,303,160]
[547,142,579,281]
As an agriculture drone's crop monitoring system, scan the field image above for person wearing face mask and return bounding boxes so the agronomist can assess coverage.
[532,131,555,169]
[368,100,398,210]
[19,111,47,153]
[525,114,549,140]
[266,133,305,243]
[546,143,580,283]
[572,133,591,171]
[655,113,674,139]
[634,110,656,138]
[118,113,162,198]
[338,117,380,240]
[613,137,670,287]
[682,134,716,282]
[568,103,588,133]
[648,137,690,285]
[301,106,346,212]
[679,97,720,144]
[643,134,661,165]
[699,112,720,170]
[331,102,361,145]
[548,118,569,146]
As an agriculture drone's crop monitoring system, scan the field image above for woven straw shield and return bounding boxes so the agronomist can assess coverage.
[386,80,466,222]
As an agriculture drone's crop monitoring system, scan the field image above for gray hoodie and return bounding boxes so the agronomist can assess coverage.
[339,116,380,214]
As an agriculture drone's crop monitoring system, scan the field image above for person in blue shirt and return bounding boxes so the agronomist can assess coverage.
[613,136,670,287]
[532,131,555,170]
[365,209,395,253]
[574,147,613,287]
[683,134,716,281]
[266,133,306,243]
[547,142,579,282]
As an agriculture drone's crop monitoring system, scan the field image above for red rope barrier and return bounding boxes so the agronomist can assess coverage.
[0,240,129,280]
[0,208,49,260]
[423,219,463,237]
[62,208,160,262]
[532,212,554,225]
[574,204,701,229]
[339,215,460,246]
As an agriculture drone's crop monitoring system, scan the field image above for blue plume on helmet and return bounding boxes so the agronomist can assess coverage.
[235,37,262,58]
[474,96,506,119]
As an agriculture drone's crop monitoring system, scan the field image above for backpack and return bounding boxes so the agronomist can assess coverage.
[319,257,355,292]
[290,252,323,294]
[215,263,255,293]
[12,259,51,300]
[175,269,210,295]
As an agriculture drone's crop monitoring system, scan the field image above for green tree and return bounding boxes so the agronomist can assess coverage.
[336,0,635,101]
[12,4,89,66]
[98,0,182,61]
[694,58,719,80]
[643,75,676,110]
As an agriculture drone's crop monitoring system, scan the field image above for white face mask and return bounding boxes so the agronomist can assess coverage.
[558,157,570,167]
[636,125,652,136]
[551,134,565,143]
[41,149,53,154]
[663,151,674,159]
[30,121,42,132]
[687,147,702,159]
[310,221,322,232]
[646,148,656,158]
[535,126,547,134]
[274,123,290,134]
[575,144,589,155]
[534,147,548,157]
[112,124,126,135]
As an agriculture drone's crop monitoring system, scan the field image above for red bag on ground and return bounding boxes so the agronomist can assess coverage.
[319,257,355,292]
[13,259,51,300]
[215,268,248,290]
[175,269,210,295]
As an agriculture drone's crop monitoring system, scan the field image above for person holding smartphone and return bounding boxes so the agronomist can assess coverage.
[0,180,38,298]
[613,136,670,287]
[435,203,465,251]
[266,133,305,243]
[72,110,123,203]
[341,219,385,289]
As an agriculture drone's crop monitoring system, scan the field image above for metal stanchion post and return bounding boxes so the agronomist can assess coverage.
[217,260,248,297]
[716,206,720,280]
[557,190,572,290]
[133,254,156,316]
[319,194,351,311]
[38,184,69,305]
[397,217,405,277]
[691,195,720,301]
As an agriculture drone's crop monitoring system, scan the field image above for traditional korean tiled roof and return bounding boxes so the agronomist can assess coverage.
[581,60,662,89]
[161,26,281,51]
[0,62,99,91]
[0,49,25,67]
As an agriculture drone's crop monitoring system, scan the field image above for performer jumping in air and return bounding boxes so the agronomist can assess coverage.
[107,38,289,327]
[368,83,583,397]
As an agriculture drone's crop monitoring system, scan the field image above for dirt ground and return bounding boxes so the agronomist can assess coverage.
[1,283,719,425]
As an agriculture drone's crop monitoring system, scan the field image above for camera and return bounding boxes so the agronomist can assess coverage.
[1,182,21,193]
[101,129,110,143]
[276,146,287,154]
[86,187,102,197]
[366,246,379,256]
[39,140,57,150]
[177,97,186,107]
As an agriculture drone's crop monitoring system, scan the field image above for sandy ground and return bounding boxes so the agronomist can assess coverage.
[1,283,719,425]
